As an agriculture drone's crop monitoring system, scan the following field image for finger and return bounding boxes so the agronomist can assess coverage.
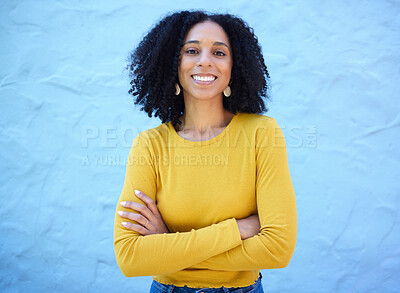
[118,210,149,226]
[134,190,159,215]
[121,222,149,235]
[120,201,153,220]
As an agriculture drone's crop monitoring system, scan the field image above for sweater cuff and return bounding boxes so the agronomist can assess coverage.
[221,218,242,247]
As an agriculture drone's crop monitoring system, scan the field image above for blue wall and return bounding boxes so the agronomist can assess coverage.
[1,0,399,292]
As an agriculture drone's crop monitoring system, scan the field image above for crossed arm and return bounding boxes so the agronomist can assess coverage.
[119,197,275,273]
[118,190,261,241]
[114,180,262,276]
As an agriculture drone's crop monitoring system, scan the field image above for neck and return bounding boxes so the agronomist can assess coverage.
[176,97,234,135]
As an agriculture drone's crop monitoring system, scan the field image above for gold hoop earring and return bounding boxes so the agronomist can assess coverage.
[223,86,231,97]
[175,83,181,95]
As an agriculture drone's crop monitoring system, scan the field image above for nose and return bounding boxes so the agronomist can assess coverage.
[196,51,212,67]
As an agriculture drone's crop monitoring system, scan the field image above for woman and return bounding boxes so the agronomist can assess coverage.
[114,10,297,293]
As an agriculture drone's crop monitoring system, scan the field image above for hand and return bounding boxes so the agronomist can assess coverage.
[236,214,261,240]
[118,189,170,236]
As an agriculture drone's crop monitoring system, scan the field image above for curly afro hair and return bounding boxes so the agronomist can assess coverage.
[126,10,270,128]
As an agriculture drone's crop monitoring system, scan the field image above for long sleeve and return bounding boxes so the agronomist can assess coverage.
[186,118,297,271]
[113,132,243,277]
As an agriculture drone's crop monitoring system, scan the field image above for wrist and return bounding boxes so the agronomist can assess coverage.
[236,219,245,240]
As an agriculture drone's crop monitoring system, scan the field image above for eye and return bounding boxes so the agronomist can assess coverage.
[214,51,226,56]
[185,49,199,55]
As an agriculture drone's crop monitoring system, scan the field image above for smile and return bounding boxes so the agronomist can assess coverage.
[191,74,217,83]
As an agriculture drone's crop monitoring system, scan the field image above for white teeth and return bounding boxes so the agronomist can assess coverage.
[192,75,216,82]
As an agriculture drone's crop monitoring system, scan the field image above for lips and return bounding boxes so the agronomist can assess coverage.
[191,74,217,84]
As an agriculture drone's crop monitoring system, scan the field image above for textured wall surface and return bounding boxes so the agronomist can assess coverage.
[1,0,399,292]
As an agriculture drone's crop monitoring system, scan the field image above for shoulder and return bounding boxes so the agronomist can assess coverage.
[235,113,285,149]
[236,112,280,133]
[132,122,171,149]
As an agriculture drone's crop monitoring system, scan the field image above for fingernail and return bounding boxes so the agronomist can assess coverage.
[120,201,126,206]
[134,190,141,196]
[117,211,123,216]
[121,222,128,227]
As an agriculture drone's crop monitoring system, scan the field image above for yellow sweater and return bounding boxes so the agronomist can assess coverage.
[113,112,297,288]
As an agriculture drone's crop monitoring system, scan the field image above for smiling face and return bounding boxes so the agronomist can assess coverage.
[178,21,232,101]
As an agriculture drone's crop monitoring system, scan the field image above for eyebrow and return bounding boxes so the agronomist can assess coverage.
[183,40,230,49]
